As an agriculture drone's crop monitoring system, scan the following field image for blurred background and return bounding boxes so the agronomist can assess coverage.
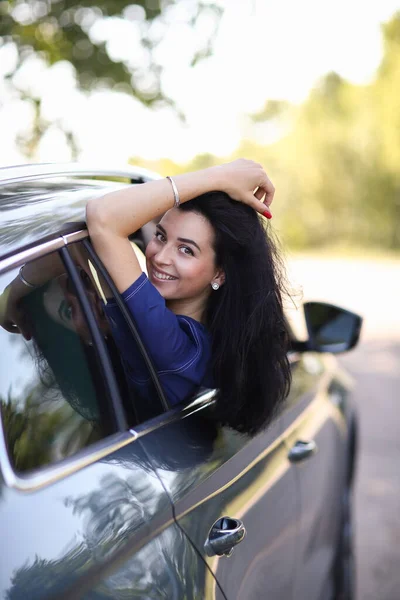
[0,1,399,598]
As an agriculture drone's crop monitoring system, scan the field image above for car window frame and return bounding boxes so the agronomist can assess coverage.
[60,244,128,431]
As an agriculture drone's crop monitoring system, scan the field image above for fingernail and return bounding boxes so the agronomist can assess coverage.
[263,210,272,220]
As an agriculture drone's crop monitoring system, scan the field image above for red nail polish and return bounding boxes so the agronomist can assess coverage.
[263,210,272,219]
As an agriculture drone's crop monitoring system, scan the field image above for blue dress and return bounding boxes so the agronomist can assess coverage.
[103,273,214,407]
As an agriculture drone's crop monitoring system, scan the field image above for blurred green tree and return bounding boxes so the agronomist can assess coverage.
[370,11,400,248]
[0,0,223,157]
[240,12,400,251]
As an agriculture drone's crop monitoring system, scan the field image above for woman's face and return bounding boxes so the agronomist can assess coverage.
[145,209,224,307]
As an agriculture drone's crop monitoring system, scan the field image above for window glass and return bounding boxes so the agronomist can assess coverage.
[67,241,164,425]
[0,252,114,473]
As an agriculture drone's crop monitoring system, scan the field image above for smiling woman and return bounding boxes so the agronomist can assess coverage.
[146,209,225,321]
[85,159,290,434]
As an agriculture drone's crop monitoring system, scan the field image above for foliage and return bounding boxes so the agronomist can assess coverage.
[1,391,63,470]
[0,0,223,156]
[1,384,98,471]
[131,12,400,251]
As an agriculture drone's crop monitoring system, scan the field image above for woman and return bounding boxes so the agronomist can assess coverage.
[86,159,291,435]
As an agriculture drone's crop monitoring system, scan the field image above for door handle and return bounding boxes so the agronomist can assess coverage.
[288,439,317,463]
[204,516,246,557]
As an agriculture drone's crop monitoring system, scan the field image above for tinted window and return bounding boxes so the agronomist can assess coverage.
[0,252,114,472]
[67,241,164,425]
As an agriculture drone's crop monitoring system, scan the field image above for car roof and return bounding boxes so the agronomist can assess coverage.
[0,163,161,260]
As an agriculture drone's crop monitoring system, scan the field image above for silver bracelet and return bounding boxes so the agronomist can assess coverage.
[19,266,37,289]
[166,176,180,208]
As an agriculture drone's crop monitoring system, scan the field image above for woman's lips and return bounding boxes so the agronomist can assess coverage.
[151,267,178,281]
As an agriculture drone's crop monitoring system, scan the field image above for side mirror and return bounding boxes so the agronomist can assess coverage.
[303,302,362,354]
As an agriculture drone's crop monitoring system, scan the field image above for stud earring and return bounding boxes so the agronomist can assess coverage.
[211,282,220,290]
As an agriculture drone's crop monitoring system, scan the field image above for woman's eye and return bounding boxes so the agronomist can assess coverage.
[179,246,194,256]
[155,231,166,242]
[58,299,73,323]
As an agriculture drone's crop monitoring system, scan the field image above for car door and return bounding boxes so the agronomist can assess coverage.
[0,237,215,599]
[138,391,299,600]
[83,233,306,598]
[67,233,300,599]
[280,351,349,600]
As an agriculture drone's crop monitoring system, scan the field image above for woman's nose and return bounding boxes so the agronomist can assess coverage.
[155,243,173,265]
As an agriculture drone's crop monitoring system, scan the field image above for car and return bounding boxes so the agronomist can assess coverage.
[0,163,362,600]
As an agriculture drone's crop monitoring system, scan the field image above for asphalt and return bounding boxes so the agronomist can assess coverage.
[287,256,400,600]
[341,340,400,600]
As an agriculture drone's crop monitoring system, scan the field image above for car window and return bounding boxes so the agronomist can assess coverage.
[0,252,117,473]
[66,241,166,426]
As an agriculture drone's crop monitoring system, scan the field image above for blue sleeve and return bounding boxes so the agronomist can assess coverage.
[103,273,212,405]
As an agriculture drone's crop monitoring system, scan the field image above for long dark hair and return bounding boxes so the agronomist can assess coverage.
[180,192,291,436]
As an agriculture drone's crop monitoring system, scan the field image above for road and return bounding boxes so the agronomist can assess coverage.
[287,256,400,600]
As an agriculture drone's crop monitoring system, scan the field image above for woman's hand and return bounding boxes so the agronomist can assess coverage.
[214,159,275,218]
[0,286,32,340]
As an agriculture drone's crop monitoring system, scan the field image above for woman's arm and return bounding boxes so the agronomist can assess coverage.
[86,168,221,293]
[86,160,274,294]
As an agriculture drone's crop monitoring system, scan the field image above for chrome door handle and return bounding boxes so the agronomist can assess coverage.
[204,516,246,557]
[288,439,317,463]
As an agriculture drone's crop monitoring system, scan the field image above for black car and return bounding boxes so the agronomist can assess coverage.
[0,163,362,600]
